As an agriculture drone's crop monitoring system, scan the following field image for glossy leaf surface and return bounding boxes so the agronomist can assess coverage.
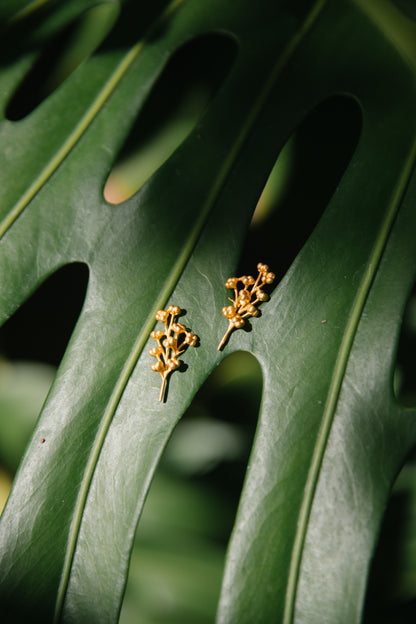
[1,0,416,622]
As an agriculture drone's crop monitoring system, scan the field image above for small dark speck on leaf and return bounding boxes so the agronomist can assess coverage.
[40,438,46,444]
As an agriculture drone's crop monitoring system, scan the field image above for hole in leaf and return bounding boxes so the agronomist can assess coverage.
[5,2,119,121]
[0,360,55,480]
[240,95,362,280]
[364,454,416,624]
[394,284,416,407]
[120,352,262,623]
[104,33,237,204]
[0,262,89,366]
[0,262,88,505]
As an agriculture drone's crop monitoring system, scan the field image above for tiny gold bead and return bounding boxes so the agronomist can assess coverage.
[167,305,181,316]
[223,306,234,318]
[225,278,238,289]
[155,310,168,322]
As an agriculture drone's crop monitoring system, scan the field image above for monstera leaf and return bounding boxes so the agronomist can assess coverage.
[1,0,416,622]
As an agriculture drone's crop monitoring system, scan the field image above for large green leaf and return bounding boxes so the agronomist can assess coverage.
[1,0,416,622]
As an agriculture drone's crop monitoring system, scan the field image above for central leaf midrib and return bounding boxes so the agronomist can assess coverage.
[283,132,416,623]
[53,1,328,620]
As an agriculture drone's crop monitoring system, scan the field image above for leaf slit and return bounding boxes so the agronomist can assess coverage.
[104,32,237,205]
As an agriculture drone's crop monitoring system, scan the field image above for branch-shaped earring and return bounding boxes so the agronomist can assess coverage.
[217,262,275,350]
[149,305,198,402]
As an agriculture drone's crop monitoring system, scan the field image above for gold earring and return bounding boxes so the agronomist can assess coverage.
[217,262,275,350]
[149,305,198,402]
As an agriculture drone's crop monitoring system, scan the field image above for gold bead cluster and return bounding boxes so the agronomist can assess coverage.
[149,305,198,402]
[217,263,275,350]
[149,263,274,401]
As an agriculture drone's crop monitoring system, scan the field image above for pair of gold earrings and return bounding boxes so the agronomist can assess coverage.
[150,262,275,402]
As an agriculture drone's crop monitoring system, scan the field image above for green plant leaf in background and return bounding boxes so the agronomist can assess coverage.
[1,0,416,623]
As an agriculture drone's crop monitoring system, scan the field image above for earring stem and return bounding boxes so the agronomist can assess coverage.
[217,321,233,351]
